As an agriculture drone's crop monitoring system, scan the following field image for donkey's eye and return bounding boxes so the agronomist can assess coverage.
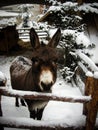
[52,61,57,66]
[32,58,39,65]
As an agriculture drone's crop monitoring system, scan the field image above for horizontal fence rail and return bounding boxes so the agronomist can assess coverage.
[0,86,94,130]
[0,87,91,103]
[0,116,98,130]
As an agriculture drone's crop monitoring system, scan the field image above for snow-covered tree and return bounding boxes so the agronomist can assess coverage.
[45,1,95,82]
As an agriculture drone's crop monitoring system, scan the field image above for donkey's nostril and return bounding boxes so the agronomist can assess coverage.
[41,81,53,91]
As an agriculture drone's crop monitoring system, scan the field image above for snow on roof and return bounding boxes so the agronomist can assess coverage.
[0,10,18,26]
[0,116,86,129]
[0,10,19,17]
[0,17,16,26]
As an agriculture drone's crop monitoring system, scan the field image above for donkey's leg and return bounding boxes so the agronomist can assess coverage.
[20,98,26,106]
[30,108,44,120]
[36,107,44,120]
[25,100,36,119]
[30,110,36,119]
[15,97,19,107]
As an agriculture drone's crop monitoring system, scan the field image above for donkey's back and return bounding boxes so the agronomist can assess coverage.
[10,56,33,91]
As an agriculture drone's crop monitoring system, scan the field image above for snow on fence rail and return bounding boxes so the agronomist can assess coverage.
[0,83,97,130]
[0,87,91,103]
[0,116,96,130]
[0,86,92,130]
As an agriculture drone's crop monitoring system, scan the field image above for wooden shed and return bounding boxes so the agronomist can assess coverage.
[0,25,19,52]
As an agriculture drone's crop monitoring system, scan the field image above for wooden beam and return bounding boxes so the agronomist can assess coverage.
[85,76,98,130]
[0,116,98,130]
[0,87,91,103]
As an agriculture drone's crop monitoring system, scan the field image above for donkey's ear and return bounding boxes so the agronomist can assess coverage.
[29,28,40,49]
[48,28,61,48]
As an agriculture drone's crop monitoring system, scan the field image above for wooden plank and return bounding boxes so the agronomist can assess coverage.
[0,116,96,130]
[83,76,94,115]
[0,87,91,103]
[85,77,98,130]
[0,116,98,130]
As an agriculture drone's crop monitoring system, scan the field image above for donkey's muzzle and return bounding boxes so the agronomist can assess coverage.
[41,81,53,92]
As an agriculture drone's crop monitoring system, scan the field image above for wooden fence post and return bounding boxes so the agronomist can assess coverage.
[85,72,98,130]
[83,73,93,115]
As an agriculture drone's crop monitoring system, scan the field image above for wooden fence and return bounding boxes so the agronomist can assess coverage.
[0,51,98,130]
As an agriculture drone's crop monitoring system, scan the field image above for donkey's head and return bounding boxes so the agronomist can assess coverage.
[30,28,61,92]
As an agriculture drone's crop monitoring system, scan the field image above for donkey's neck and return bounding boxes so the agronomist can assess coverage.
[25,67,41,92]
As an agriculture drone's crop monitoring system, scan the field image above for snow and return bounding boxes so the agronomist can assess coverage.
[63,29,91,47]
[86,71,93,77]
[86,20,98,64]
[76,50,98,72]
[0,10,18,26]
[94,72,98,79]
[48,2,98,15]
[48,2,78,12]
[0,10,19,17]
[0,116,86,129]
[0,71,6,82]
[0,17,17,26]
[79,3,98,14]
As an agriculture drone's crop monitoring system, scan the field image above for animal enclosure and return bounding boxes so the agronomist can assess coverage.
[0,51,98,130]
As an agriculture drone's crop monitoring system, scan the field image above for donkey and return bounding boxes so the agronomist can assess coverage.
[10,27,61,120]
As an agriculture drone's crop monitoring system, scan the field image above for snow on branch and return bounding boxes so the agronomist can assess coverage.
[76,51,98,72]
[0,87,91,103]
[79,3,98,14]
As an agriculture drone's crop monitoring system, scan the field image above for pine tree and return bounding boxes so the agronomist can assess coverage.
[46,1,94,82]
